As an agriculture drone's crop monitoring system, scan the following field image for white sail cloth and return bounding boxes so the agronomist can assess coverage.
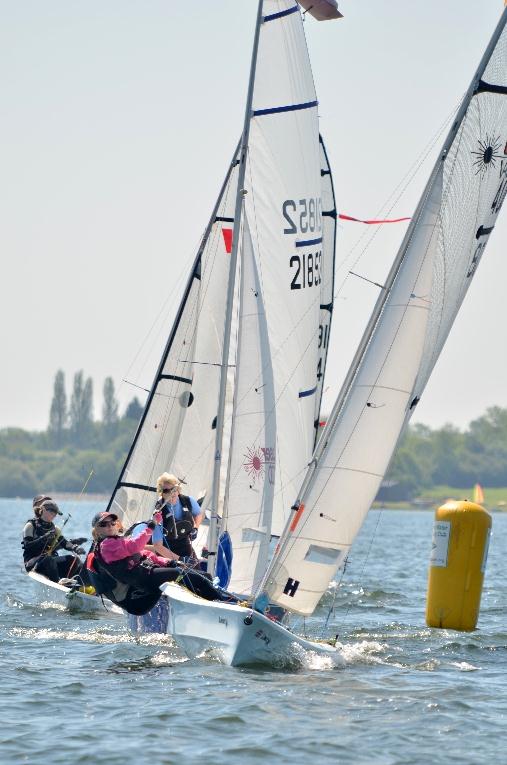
[108,155,240,528]
[263,166,443,613]
[263,10,507,615]
[219,1,327,593]
[237,0,323,539]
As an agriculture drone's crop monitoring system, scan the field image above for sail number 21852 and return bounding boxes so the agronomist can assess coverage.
[283,198,323,291]
[283,198,322,235]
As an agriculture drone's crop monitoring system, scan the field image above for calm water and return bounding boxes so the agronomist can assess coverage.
[1,498,506,765]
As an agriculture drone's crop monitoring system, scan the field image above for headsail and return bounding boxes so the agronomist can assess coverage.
[222,217,276,594]
[261,9,507,614]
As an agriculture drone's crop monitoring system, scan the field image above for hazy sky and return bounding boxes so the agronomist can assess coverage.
[2,0,506,432]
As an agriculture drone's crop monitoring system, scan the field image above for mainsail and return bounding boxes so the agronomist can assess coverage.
[215,0,331,592]
[106,147,241,528]
[262,9,507,615]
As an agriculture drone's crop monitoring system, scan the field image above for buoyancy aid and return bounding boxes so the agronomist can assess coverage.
[22,517,60,565]
[93,538,155,584]
[87,540,160,615]
[162,494,195,541]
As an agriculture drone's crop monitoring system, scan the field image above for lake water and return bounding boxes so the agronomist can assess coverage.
[2,498,505,764]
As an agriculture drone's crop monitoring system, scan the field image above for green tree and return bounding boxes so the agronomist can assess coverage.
[69,371,94,447]
[48,369,67,447]
[0,456,38,498]
[102,377,119,438]
[124,396,143,421]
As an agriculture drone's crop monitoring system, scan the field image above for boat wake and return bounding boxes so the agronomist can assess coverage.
[9,625,176,647]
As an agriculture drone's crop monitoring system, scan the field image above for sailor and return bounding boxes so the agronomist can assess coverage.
[86,510,236,615]
[154,473,203,560]
[22,496,86,583]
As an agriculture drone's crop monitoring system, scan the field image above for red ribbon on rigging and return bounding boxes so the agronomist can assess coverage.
[338,213,410,224]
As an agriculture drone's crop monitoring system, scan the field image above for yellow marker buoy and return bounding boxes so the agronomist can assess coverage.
[426,500,491,631]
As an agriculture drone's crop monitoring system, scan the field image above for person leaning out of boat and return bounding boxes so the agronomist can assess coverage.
[86,510,235,615]
[22,496,87,583]
[153,473,203,561]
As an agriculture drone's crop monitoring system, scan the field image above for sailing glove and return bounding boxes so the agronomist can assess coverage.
[70,537,87,545]
[189,528,198,540]
[73,545,85,555]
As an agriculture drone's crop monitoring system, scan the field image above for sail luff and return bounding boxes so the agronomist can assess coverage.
[207,0,265,574]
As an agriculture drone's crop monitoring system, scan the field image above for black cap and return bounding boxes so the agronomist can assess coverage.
[33,494,52,509]
[41,500,62,516]
[92,511,118,528]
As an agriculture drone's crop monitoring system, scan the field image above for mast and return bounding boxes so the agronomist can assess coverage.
[207,0,264,574]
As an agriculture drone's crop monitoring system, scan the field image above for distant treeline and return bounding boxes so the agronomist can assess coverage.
[0,370,143,497]
[1,369,507,499]
[381,406,507,500]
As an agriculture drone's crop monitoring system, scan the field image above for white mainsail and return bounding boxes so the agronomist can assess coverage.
[107,149,240,528]
[213,1,330,591]
[240,0,324,538]
[261,9,507,615]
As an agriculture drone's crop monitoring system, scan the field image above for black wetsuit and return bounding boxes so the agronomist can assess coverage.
[88,535,227,615]
[22,517,82,583]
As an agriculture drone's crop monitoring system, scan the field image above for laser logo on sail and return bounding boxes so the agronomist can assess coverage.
[243,445,275,485]
[471,134,503,176]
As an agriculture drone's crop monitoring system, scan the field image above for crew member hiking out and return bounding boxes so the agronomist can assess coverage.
[86,510,237,615]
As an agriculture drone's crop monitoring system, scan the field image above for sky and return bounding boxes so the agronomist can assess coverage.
[1,0,507,433]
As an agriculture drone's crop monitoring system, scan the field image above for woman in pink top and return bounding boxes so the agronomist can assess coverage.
[87,510,231,614]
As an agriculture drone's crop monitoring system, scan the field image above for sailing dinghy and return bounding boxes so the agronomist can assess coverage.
[109,2,507,666]
[26,570,123,615]
[105,0,339,659]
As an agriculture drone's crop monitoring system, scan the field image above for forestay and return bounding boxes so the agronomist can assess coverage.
[106,150,240,528]
[261,9,507,615]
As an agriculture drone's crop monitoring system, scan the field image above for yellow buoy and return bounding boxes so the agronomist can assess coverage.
[426,500,491,631]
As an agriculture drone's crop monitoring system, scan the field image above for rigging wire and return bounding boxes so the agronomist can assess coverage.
[333,98,463,300]
[326,508,385,638]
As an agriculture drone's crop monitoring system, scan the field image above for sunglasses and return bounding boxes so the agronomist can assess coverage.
[98,519,117,528]
[162,487,178,494]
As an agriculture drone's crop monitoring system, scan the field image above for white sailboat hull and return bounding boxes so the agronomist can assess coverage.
[27,571,123,615]
[160,583,342,668]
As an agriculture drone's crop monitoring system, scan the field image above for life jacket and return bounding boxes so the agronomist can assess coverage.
[162,494,195,541]
[22,517,59,565]
[87,540,160,615]
[93,538,153,584]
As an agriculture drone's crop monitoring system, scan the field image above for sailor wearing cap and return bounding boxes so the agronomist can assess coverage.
[22,496,87,583]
